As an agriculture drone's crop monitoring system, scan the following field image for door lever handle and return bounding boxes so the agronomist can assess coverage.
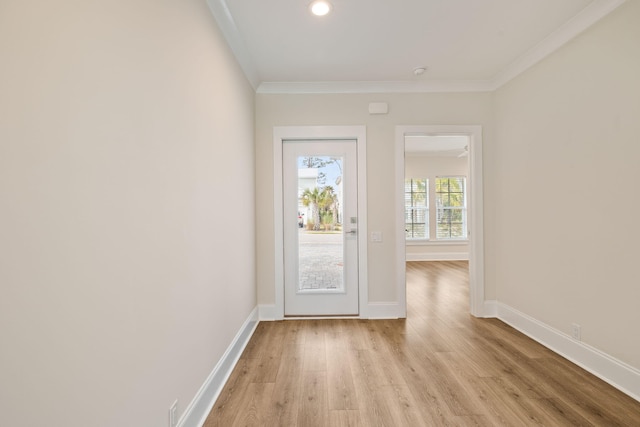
[347,229,357,235]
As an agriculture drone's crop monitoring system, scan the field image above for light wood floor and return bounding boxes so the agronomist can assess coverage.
[204,261,640,426]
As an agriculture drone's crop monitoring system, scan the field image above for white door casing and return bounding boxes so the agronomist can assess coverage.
[273,126,368,319]
[395,125,485,318]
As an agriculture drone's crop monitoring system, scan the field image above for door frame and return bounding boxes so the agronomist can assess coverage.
[395,125,486,317]
[273,126,368,319]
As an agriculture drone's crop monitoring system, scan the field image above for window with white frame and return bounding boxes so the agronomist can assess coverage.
[405,178,428,239]
[435,176,467,240]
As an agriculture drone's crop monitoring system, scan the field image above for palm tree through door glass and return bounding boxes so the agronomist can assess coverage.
[296,155,344,292]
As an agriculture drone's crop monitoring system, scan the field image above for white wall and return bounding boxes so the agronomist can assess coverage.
[405,155,469,260]
[0,1,256,426]
[491,0,640,369]
[255,93,493,305]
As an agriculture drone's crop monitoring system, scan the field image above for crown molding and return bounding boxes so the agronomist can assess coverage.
[207,0,627,95]
[205,0,260,89]
[490,0,628,90]
[256,80,494,94]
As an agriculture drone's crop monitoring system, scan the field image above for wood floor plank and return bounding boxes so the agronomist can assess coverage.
[230,382,275,427]
[204,358,263,426]
[532,397,596,426]
[249,354,281,384]
[453,414,500,427]
[476,376,557,425]
[374,384,430,426]
[430,351,496,418]
[533,356,640,426]
[297,370,328,427]
[328,410,363,427]
[326,328,358,410]
[269,355,303,426]
[280,320,306,355]
[302,320,328,372]
[468,328,561,400]
[203,261,640,426]
[368,321,456,425]
[343,320,373,351]
[241,321,279,359]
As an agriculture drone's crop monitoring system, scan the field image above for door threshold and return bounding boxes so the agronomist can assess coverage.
[283,314,360,320]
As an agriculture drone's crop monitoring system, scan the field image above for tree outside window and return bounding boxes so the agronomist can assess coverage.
[435,177,467,239]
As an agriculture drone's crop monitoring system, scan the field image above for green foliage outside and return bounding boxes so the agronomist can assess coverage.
[436,177,465,239]
[302,185,339,231]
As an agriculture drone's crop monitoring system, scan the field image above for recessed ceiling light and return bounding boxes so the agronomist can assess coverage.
[310,0,332,16]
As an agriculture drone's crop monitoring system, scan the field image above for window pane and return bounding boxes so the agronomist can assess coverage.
[436,193,450,207]
[450,208,463,222]
[436,223,450,239]
[436,208,450,223]
[450,223,464,238]
[412,224,426,238]
[404,194,412,208]
[414,207,426,223]
[405,224,413,238]
[435,176,467,240]
[296,155,345,291]
[405,178,429,240]
[405,223,427,239]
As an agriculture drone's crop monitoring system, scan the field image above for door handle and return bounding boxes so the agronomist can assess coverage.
[347,229,357,235]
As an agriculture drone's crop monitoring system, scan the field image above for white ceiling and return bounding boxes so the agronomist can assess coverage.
[206,0,626,93]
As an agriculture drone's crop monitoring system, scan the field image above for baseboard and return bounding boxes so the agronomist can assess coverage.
[482,299,498,318]
[258,303,406,320]
[179,307,259,427]
[365,302,405,319]
[495,302,640,402]
[406,252,469,261]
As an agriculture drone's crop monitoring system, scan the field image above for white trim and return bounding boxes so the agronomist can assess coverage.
[394,131,407,319]
[405,252,469,262]
[207,0,625,94]
[365,302,404,319]
[495,302,640,403]
[395,126,484,318]
[405,239,468,246]
[273,131,284,321]
[356,130,369,318]
[273,126,368,319]
[483,300,499,318]
[204,0,259,89]
[257,80,494,94]
[179,307,259,427]
[467,127,485,317]
[491,0,627,89]
[277,316,360,320]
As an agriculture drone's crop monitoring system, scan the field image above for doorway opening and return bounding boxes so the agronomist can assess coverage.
[395,126,485,317]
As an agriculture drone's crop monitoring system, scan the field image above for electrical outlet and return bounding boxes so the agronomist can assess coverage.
[571,323,581,341]
[169,400,178,427]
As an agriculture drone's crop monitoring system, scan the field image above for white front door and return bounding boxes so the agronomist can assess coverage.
[282,140,359,316]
